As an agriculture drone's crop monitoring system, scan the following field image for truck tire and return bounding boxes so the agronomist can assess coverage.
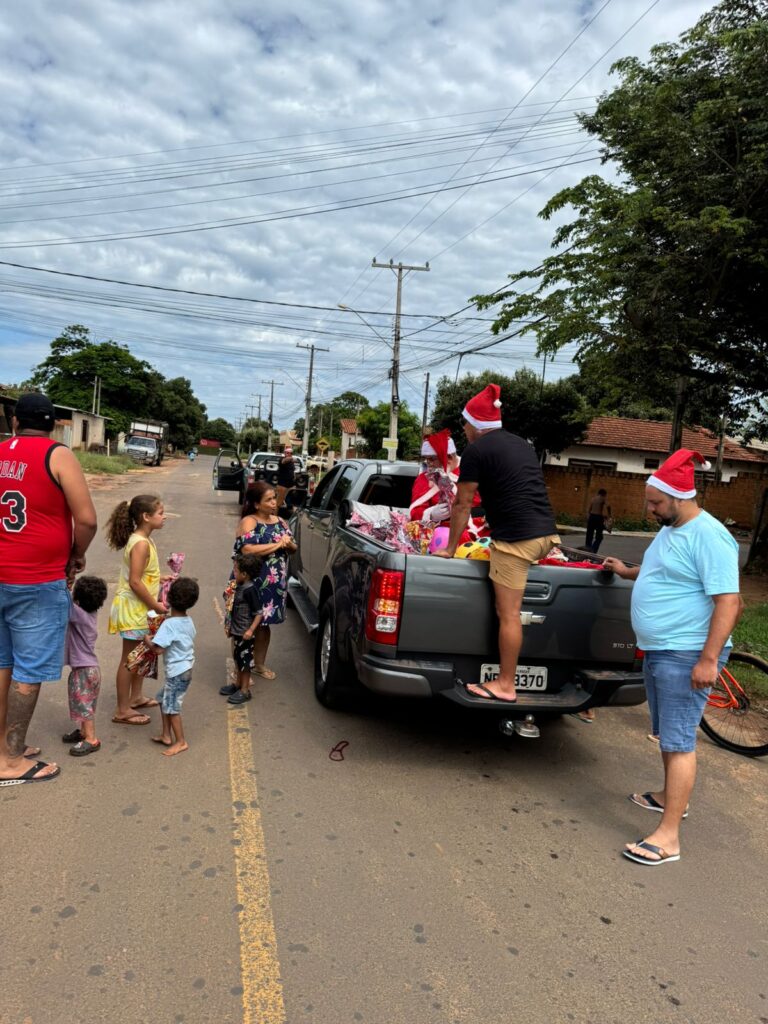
[314,599,357,709]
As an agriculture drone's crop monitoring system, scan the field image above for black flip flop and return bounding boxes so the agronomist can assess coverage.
[0,760,61,786]
[464,683,517,703]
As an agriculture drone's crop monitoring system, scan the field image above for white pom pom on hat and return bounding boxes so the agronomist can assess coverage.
[647,449,710,499]
[462,383,503,430]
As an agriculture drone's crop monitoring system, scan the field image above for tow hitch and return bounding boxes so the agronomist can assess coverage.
[499,714,540,739]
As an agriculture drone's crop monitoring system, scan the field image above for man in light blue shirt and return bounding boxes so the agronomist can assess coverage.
[604,449,741,867]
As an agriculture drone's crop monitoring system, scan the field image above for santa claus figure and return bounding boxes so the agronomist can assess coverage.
[409,429,485,534]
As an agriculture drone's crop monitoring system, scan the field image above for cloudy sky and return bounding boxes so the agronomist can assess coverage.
[0,0,713,429]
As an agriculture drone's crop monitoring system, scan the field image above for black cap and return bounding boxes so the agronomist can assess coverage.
[14,393,56,431]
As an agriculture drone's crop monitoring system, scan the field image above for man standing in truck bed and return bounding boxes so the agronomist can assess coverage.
[434,383,559,702]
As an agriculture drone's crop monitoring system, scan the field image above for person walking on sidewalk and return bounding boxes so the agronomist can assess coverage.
[585,488,611,553]
[0,393,97,785]
[434,383,559,703]
[603,449,741,866]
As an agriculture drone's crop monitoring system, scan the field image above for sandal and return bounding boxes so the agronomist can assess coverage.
[130,697,159,709]
[112,713,151,726]
[70,740,101,757]
[253,666,276,680]
[0,760,61,786]
[62,729,83,744]
[622,839,680,866]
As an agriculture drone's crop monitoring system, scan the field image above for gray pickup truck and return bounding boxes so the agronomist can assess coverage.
[288,459,644,731]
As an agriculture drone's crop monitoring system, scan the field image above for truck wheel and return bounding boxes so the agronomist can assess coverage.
[314,599,356,709]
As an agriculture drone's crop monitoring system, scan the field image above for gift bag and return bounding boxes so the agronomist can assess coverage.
[124,613,166,678]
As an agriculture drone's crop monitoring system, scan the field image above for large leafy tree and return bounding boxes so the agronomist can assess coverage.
[357,401,422,460]
[431,369,588,457]
[27,324,207,447]
[474,0,768,437]
[28,325,155,436]
[293,390,371,454]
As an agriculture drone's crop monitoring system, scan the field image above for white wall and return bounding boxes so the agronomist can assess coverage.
[546,445,743,482]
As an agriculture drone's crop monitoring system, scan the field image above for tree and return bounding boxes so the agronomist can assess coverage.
[430,368,589,457]
[357,401,422,460]
[473,0,768,439]
[29,326,155,436]
[28,324,208,446]
[202,417,236,445]
[294,390,371,454]
[146,374,207,450]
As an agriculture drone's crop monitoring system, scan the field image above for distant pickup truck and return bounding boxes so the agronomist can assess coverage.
[287,459,644,732]
[125,419,169,466]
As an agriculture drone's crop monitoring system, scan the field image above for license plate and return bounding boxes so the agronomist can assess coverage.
[480,663,548,690]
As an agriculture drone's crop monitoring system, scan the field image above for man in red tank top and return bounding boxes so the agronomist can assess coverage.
[0,394,97,785]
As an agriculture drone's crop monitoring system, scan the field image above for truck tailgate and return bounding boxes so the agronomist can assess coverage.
[397,556,637,667]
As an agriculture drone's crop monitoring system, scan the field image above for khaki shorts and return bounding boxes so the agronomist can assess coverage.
[489,535,560,590]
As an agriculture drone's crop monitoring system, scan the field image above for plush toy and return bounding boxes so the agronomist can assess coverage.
[454,538,491,560]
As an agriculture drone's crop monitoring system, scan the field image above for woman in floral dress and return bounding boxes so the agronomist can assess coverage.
[233,481,297,679]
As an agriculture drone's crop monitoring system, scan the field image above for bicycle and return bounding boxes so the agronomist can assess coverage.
[700,651,768,757]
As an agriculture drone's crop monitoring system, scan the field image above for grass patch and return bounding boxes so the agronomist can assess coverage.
[733,602,768,661]
[76,452,137,474]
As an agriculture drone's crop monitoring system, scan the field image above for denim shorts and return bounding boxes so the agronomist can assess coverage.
[643,649,729,753]
[156,670,192,715]
[0,580,70,683]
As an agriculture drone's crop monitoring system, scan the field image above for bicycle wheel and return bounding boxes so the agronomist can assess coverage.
[700,651,768,757]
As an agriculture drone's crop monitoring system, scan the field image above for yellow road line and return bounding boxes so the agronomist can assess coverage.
[227,707,286,1024]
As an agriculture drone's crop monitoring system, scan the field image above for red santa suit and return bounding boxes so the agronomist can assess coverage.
[409,430,486,536]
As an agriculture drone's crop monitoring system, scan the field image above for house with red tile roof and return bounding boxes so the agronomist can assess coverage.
[340,418,364,459]
[545,416,767,482]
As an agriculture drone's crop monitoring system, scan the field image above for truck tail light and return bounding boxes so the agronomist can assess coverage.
[633,647,645,673]
[365,569,404,645]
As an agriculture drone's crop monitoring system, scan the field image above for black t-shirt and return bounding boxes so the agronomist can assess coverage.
[459,429,556,542]
[231,581,262,636]
[276,458,295,487]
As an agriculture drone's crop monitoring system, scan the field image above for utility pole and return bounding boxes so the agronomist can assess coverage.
[91,376,99,415]
[372,258,430,459]
[421,372,430,438]
[296,342,330,457]
[262,379,284,452]
[252,394,264,423]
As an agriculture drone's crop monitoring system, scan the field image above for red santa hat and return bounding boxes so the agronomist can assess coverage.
[420,429,455,470]
[462,383,502,430]
[647,448,711,499]
[421,429,456,468]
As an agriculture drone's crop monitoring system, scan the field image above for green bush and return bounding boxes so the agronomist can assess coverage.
[76,452,137,474]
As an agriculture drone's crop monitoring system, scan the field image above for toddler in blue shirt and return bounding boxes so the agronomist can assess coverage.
[149,577,199,756]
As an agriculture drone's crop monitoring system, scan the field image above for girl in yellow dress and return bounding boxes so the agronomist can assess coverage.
[106,494,167,724]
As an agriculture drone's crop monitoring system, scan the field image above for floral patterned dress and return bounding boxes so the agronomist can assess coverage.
[233,518,291,626]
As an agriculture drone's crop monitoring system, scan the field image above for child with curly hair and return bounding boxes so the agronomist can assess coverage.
[62,575,108,757]
[105,494,168,725]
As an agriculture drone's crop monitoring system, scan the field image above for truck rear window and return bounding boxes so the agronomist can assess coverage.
[360,475,414,510]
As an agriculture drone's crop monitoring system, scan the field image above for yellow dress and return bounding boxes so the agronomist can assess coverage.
[108,533,160,635]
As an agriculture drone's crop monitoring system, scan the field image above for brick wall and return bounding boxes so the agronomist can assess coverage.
[543,465,768,529]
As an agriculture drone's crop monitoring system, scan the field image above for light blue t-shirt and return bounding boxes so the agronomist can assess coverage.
[153,616,196,677]
[631,510,739,651]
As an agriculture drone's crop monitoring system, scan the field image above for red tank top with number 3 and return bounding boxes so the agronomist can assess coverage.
[0,435,73,583]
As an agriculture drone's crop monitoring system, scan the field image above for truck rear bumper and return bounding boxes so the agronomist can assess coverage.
[358,654,452,698]
[358,655,646,710]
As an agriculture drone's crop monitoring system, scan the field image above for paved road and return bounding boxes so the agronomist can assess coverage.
[2,460,765,1024]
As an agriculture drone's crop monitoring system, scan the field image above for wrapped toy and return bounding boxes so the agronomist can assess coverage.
[405,520,435,555]
[159,551,185,606]
[424,467,457,512]
[124,612,166,678]
[455,537,492,560]
[222,578,237,638]
[348,506,415,554]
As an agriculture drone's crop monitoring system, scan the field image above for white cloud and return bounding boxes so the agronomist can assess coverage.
[0,0,713,426]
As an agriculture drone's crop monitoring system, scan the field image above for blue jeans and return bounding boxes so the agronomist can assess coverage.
[0,580,70,683]
[156,670,192,715]
[643,649,729,753]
